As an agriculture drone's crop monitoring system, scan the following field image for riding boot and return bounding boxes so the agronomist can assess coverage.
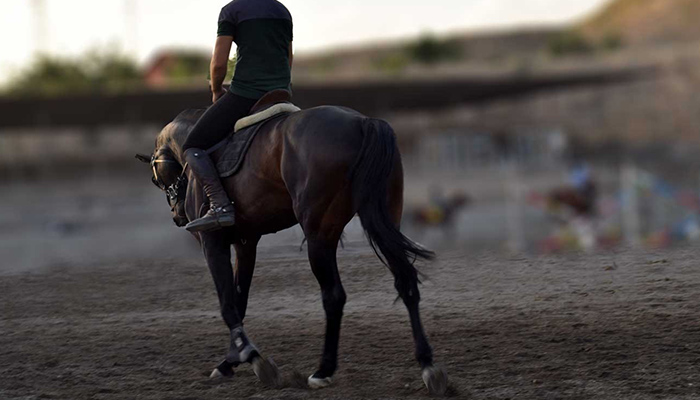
[183,148,236,232]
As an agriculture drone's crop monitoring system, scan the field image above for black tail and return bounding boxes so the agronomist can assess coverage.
[349,118,435,294]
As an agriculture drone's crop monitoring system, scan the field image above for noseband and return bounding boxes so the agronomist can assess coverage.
[151,154,188,210]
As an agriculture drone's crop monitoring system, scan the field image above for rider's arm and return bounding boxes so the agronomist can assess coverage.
[210,35,233,97]
[289,42,293,69]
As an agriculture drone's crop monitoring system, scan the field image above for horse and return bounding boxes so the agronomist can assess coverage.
[136,104,448,394]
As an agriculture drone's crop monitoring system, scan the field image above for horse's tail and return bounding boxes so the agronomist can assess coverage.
[349,118,435,294]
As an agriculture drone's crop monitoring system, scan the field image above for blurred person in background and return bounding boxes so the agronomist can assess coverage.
[568,160,597,217]
[182,0,294,232]
[544,159,597,218]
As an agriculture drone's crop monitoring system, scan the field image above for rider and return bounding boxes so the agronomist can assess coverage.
[182,0,293,232]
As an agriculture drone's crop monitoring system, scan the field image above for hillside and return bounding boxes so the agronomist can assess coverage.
[581,0,700,45]
[293,29,558,82]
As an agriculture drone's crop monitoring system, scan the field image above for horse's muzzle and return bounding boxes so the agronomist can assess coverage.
[173,216,188,227]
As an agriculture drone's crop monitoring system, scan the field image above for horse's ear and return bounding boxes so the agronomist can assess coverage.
[135,153,151,164]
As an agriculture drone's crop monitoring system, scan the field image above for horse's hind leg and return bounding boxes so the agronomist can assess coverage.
[388,156,433,368]
[396,272,447,394]
[305,234,347,389]
[389,167,448,395]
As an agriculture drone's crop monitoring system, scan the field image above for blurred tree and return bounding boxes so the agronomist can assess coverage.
[160,51,210,85]
[549,30,624,57]
[145,50,235,89]
[407,33,462,65]
[7,51,143,96]
[309,56,337,74]
[600,32,624,51]
[373,52,410,74]
[86,50,143,90]
[548,31,594,56]
[8,57,91,96]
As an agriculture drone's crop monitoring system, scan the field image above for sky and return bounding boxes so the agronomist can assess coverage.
[0,0,610,81]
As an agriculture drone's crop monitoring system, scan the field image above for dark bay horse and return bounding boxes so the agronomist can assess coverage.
[136,106,448,394]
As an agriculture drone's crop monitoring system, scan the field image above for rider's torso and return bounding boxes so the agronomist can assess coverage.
[218,0,293,100]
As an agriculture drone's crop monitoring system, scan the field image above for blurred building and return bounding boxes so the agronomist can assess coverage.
[143,50,210,89]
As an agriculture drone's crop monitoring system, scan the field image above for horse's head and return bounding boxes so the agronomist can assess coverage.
[136,110,205,227]
[136,144,188,227]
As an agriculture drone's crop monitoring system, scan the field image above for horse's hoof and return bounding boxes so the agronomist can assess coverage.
[252,356,281,388]
[307,374,333,389]
[422,366,448,396]
[210,362,235,379]
[210,367,234,379]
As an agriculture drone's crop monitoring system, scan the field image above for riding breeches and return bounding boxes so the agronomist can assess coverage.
[182,91,258,151]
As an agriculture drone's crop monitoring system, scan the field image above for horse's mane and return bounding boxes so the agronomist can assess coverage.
[173,109,206,126]
[156,109,206,162]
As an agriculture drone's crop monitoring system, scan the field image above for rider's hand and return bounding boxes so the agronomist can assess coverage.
[212,87,226,103]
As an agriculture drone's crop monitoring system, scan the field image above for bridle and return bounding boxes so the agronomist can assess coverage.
[150,153,188,210]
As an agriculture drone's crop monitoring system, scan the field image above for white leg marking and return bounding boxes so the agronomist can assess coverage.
[308,374,333,389]
[210,368,224,379]
[422,366,448,395]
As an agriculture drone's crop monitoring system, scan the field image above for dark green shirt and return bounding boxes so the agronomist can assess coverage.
[217,0,293,100]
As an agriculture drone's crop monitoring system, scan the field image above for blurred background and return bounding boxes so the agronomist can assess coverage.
[2,0,700,273]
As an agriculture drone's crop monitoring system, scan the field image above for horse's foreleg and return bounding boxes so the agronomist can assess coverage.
[306,237,346,389]
[202,232,280,387]
[233,236,261,321]
[201,232,242,378]
[202,232,240,330]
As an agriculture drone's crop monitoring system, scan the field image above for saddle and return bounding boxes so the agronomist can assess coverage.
[210,90,300,178]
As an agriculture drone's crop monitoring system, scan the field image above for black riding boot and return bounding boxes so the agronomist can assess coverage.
[183,148,236,232]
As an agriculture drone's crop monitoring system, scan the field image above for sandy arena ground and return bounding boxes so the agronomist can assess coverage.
[2,243,700,400]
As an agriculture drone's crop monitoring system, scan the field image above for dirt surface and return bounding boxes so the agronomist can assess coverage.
[2,245,700,400]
